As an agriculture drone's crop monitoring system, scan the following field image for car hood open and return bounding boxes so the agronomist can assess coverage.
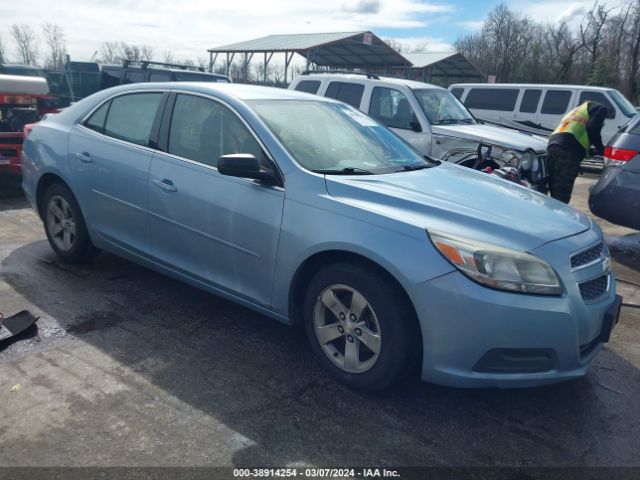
[432,123,548,153]
[324,163,590,251]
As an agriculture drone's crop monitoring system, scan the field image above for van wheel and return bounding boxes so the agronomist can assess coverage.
[43,183,97,264]
[303,262,419,391]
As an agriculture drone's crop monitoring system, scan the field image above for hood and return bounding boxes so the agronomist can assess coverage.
[324,163,590,252]
[432,123,548,152]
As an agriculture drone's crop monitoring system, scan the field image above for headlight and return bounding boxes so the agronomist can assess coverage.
[520,150,537,171]
[429,231,562,295]
[491,147,521,168]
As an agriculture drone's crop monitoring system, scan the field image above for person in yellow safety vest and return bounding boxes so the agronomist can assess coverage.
[547,101,608,203]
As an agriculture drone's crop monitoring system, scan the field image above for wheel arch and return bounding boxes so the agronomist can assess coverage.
[288,249,420,330]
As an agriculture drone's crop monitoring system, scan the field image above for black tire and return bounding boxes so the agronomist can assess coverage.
[303,262,420,391]
[42,182,97,264]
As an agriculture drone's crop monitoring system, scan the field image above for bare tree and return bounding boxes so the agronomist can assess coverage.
[42,23,66,69]
[140,45,154,61]
[622,0,640,102]
[0,34,6,64]
[163,50,174,64]
[11,24,38,65]
[580,2,612,76]
[100,41,120,63]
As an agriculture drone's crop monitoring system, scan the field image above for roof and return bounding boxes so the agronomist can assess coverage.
[449,83,613,91]
[402,52,484,79]
[209,31,411,68]
[298,72,444,90]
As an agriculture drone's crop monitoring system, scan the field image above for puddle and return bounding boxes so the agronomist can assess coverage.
[66,312,124,334]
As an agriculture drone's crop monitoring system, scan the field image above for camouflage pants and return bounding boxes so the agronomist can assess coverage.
[548,145,583,204]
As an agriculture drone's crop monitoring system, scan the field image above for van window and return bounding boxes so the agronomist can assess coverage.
[541,90,571,114]
[369,87,419,130]
[519,89,541,113]
[295,80,321,94]
[450,87,463,99]
[465,88,519,111]
[324,82,365,108]
[579,91,616,119]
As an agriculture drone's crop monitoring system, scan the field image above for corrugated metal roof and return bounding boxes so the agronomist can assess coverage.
[208,31,411,67]
[209,32,365,52]
[402,52,457,69]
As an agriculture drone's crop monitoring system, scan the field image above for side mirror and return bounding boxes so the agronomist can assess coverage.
[218,154,280,186]
[409,119,422,132]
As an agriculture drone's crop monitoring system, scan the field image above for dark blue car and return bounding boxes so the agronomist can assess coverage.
[590,114,640,230]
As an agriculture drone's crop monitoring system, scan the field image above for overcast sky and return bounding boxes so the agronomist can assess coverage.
[0,0,616,65]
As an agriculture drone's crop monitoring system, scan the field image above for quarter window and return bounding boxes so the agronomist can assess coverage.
[369,87,419,130]
[294,80,321,94]
[519,89,541,113]
[464,88,519,111]
[84,101,110,133]
[541,90,572,114]
[579,91,616,119]
[103,93,163,146]
[168,94,265,168]
[324,82,365,108]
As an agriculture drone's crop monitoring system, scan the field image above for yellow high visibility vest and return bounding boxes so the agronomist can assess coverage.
[552,102,590,152]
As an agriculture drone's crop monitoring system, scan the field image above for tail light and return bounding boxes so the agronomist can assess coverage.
[604,146,637,167]
[23,123,35,139]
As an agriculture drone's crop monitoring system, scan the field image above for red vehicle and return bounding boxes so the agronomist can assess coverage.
[0,74,54,176]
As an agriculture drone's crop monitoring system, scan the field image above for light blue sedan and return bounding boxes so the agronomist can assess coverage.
[21,82,621,390]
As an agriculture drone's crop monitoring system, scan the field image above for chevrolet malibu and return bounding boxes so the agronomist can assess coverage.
[21,83,621,390]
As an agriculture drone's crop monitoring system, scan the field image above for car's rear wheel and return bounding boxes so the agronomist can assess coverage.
[43,183,96,264]
[303,262,419,391]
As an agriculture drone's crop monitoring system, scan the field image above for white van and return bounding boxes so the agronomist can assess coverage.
[449,83,637,144]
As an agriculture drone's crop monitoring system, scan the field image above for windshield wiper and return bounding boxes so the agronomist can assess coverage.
[400,163,431,171]
[312,167,374,175]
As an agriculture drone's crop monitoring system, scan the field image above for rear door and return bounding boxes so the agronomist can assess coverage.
[147,92,284,305]
[68,91,167,255]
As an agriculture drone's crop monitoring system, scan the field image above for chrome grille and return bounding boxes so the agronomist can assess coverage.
[579,275,609,301]
[571,243,603,269]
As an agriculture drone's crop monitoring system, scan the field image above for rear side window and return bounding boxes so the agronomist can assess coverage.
[103,93,163,146]
[295,80,321,94]
[324,82,365,108]
[168,94,265,168]
[124,71,146,84]
[579,91,616,119]
[464,88,519,111]
[149,72,171,82]
[519,89,541,113]
[84,101,110,133]
[450,87,463,99]
[541,90,571,114]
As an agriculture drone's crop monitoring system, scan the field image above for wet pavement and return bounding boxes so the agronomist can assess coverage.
[0,173,639,469]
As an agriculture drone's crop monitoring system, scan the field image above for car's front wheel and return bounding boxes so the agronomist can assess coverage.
[43,183,96,264]
[303,262,420,391]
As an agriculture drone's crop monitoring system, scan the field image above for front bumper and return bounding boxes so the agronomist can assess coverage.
[410,229,618,388]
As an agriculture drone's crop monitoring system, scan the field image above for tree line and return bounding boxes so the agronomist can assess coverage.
[454,1,640,102]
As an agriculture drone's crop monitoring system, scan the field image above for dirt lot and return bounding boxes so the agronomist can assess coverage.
[0,172,639,472]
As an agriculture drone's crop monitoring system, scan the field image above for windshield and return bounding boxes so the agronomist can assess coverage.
[249,100,432,174]
[609,90,637,118]
[413,88,475,125]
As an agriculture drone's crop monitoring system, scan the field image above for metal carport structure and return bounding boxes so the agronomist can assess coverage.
[398,52,485,86]
[207,31,411,84]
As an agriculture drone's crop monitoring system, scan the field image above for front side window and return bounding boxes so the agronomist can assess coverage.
[168,94,265,168]
[369,87,419,130]
[250,100,431,174]
[541,90,571,114]
[413,88,475,125]
[608,90,636,118]
[579,91,616,119]
[103,93,163,146]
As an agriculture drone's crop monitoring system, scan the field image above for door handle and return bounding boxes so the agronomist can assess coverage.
[74,152,92,163]
[153,179,177,192]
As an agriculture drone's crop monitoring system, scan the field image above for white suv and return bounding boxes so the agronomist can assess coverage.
[289,73,549,191]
